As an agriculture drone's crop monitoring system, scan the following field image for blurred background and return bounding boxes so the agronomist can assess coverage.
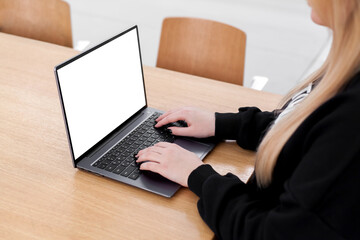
[65,0,331,95]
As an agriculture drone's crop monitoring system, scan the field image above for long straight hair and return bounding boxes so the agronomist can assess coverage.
[255,0,360,188]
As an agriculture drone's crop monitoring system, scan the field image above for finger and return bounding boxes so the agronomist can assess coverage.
[154,141,174,148]
[139,161,167,179]
[153,142,182,153]
[155,111,187,128]
[167,126,194,137]
[156,108,181,122]
[139,161,161,173]
[136,146,151,157]
[137,144,163,156]
[136,150,161,164]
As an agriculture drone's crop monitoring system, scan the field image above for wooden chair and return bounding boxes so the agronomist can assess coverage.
[0,0,73,47]
[156,17,246,85]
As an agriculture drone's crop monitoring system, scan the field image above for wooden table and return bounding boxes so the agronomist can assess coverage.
[0,33,282,240]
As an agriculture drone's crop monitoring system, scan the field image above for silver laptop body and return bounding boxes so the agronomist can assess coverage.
[54,26,215,198]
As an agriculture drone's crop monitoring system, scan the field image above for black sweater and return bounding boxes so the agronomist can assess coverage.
[188,72,360,240]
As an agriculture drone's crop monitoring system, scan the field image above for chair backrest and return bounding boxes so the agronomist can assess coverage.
[156,17,246,85]
[0,0,72,47]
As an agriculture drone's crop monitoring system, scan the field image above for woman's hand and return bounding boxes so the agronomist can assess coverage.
[155,107,215,138]
[136,142,203,187]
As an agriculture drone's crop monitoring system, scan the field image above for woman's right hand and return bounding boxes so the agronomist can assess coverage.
[155,107,215,138]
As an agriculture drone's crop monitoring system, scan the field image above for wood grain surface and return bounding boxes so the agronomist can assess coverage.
[0,33,282,240]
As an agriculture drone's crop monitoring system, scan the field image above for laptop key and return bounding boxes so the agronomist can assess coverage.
[121,166,136,177]
[143,141,152,147]
[121,161,131,167]
[143,133,151,138]
[129,170,140,180]
[138,145,147,151]
[98,163,108,169]
[102,159,113,165]
[111,160,122,166]
[134,132,142,138]
[138,137,146,142]
[117,146,126,152]
[121,151,131,158]
[113,165,126,175]
[105,164,116,172]
[92,160,101,167]
[147,129,155,134]
[127,146,137,153]
[116,155,127,161]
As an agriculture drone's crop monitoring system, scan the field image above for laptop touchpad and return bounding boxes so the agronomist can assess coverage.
[174,138,211,160]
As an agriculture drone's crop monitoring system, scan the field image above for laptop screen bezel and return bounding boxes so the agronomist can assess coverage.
[54,25,148,167]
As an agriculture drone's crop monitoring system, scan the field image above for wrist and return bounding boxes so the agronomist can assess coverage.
[210,113,215,136]
[205,112,216,137]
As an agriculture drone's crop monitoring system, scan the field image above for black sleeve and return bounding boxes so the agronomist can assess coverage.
[215,107,276,151]
[188,92,360,240]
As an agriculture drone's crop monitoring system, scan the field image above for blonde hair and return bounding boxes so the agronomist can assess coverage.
[255,0,360,188]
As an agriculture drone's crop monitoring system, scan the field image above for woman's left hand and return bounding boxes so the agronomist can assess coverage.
[136,142,203,187]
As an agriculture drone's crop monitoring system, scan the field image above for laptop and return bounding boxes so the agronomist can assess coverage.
[54,26,216,198]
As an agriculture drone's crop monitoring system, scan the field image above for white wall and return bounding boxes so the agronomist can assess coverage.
[65,0,329,95]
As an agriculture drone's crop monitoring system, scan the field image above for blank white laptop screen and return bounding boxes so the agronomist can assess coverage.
[57,28,146,159]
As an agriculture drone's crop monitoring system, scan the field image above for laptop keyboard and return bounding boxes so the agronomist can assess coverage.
[92,112,185,180]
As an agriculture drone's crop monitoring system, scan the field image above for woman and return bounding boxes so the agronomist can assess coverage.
[137,0,360,239]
